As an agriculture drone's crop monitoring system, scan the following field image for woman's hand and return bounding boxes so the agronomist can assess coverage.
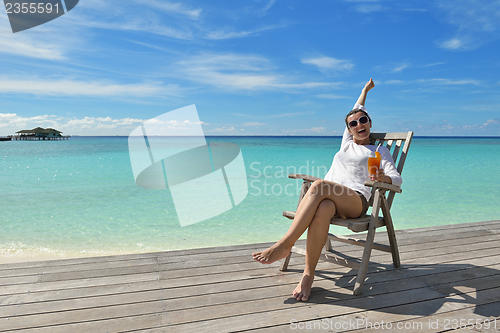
[369,168,392,184]
[356,78,375,106]
[364,78,375,92]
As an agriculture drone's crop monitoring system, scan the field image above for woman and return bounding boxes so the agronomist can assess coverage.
[252,78,402,301]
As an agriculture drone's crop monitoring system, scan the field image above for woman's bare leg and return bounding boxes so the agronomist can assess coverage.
[252,180,363,264]
[293,199,335,301]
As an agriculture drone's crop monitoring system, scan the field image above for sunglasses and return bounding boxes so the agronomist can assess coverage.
[348,115,370,128]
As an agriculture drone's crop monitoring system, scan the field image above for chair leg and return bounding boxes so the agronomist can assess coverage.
[353,189,382,296]
[380,195,400,268]
[324,238,332,251]
[279,252,292,271]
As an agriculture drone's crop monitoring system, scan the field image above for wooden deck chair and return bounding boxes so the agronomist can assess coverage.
[280,131,414,295]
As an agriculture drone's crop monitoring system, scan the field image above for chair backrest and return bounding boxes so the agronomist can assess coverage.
[369,131,414,208]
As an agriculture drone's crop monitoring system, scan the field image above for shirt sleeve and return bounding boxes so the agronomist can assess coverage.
[340,127,352,148]
[341,103,367,147]
[353,103,366,111]
[380,147,402,186]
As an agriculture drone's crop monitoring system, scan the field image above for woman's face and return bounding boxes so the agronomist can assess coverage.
[347,112,371,142]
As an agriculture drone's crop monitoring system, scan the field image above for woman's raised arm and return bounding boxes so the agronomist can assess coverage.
[355,78,375,107]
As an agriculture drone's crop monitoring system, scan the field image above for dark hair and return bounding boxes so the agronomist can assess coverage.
[345,109,371,128]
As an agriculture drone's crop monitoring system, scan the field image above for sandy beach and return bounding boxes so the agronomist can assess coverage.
[0,253,104,265]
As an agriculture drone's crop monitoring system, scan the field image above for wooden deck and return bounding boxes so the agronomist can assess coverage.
[9,135,70,141]
[1,220,500,332]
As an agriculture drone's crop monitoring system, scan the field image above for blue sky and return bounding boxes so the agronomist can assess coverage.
[0,0,499,136]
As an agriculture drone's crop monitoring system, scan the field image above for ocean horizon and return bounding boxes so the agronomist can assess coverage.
[59,135,500,138]
[2,135,499,260]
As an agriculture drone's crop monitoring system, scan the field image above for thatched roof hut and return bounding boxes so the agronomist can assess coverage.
[16,127,63,137]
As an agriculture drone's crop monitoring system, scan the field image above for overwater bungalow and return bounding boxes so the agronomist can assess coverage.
[11,127,70,141]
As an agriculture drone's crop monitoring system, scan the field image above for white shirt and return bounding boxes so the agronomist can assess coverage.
[324,104,402,201]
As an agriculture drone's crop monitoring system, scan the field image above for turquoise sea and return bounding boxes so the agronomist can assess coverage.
[1,136,499,259]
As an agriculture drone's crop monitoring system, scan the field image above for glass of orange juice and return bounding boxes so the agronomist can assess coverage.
[368,151,381,176]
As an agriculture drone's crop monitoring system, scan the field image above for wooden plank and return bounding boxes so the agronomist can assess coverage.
[326,234,391,252]
[370,132,410,140]
[392,139,403,164]
[385,139,393,152]
[396,131,413,174]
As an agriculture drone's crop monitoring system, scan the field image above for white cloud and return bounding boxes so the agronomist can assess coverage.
[417,78,481,86]
[0,113,145,135]
[422,62,446,68]
[384,80,404,84]
[309,127,326,133]
[280,127,330,135]
[316,94,349,99]
[62,0,195,40]
[0,12,73,60]
[343,0,384,12]
[0,35,66,60]
[231,111,314,119]
[374,62,410,74]
[0,78,179,97]
[175,53,336,91]
[244,0,277,17]
[437,0,500,33]
[302,56,354,72]
[0,113,58,130]
[482,119,500,126]
[242,122,266,126]
[0,113,209,136]
[416,118,500,135]
[354,4,383,13]
[212,126,237,132]
[71,14,193,39]
[96,117,113,122]
[205,23,286,40]
[391,63,410,73]
[69,0,283,42]
[435,0,500,50]
[259,0,277,15]
[134,0,202,20]
[402,8,427,12]
[268,111,314,119]
[438,37,465,50]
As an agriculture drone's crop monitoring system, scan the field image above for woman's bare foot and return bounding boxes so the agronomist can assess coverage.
[293,274,314,301]
[252,242,291,264]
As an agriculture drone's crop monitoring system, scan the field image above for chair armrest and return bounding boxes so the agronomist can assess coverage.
[364,180,402,193]
[288,173,322,182]
[288,175,401,193]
